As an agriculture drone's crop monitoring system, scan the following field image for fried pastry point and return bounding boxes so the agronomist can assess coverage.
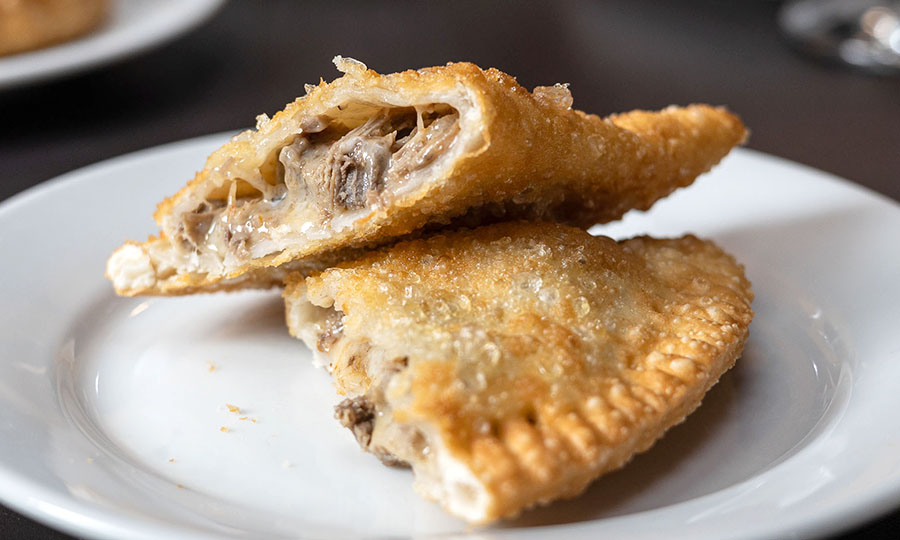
[283,222,754,523]
[107,57,746,296]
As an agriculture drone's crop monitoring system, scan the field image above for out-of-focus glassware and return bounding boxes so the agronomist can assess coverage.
[779,0,900,75]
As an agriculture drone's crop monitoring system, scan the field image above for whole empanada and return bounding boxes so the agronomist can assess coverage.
[107,57,746,296]
[283,221,753,523]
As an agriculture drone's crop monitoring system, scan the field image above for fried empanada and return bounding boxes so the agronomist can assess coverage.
[283,222,753,523]
[107,57,746,296]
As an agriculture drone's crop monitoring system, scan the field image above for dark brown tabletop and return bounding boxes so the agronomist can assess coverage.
[1,1,898,539]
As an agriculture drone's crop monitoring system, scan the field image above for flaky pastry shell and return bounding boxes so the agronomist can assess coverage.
[284,222,753,523]
[107,57,746,296]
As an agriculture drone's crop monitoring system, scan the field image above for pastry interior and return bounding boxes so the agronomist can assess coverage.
[161,102,472,279]
[287,289,494,522]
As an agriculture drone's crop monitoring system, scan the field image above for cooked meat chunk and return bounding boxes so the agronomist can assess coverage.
[176,105,458,264]
[181,202,221,248]
[335,396,375,447]
[328,131,394,209]
[335,396,406,467]
[391,113,459,178]
[325,109,416,210]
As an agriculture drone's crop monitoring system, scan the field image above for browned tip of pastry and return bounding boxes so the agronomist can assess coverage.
[284,221,753,523]
[579,103,747,224]
[609,104,748,170]
[610,104,747,144]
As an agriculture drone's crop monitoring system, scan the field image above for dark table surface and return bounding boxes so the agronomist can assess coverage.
[1,1,898,538]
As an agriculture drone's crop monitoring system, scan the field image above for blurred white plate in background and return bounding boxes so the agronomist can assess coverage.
[0,0,223,90]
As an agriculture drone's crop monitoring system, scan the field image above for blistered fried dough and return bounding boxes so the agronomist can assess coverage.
[106,56,746,296]
[283,222,753,523]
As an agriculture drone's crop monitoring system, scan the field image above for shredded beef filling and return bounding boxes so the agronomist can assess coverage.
[177,104,459,262]
[335,396,407,467]
[180,201,223,248]
[325,109,416,210]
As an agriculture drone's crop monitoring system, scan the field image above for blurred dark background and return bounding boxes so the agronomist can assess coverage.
[2,0,899,204]
[1,1,898,538]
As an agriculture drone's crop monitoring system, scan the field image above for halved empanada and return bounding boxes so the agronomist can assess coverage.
[284,222,753,524]
[107,57,746,296]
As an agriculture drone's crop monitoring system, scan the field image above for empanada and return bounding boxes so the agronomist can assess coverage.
[107,57,746,296]
[283,222,753,523]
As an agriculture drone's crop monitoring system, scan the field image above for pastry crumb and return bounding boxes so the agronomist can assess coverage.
[226,403,241,413]
[207,361,217,372]
[239,416,248,421]
[220,426,229,433]
[282,460,293,469]
[177,484,184,489]
[168,458,175,463]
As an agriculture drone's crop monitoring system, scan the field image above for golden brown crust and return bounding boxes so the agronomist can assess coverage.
[0,0,109,56]
[110,58,746,296]
[284,222,753,523]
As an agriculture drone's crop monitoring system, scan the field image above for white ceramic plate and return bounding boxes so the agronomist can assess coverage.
[0,0,223,90]
[1,135,899,540]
